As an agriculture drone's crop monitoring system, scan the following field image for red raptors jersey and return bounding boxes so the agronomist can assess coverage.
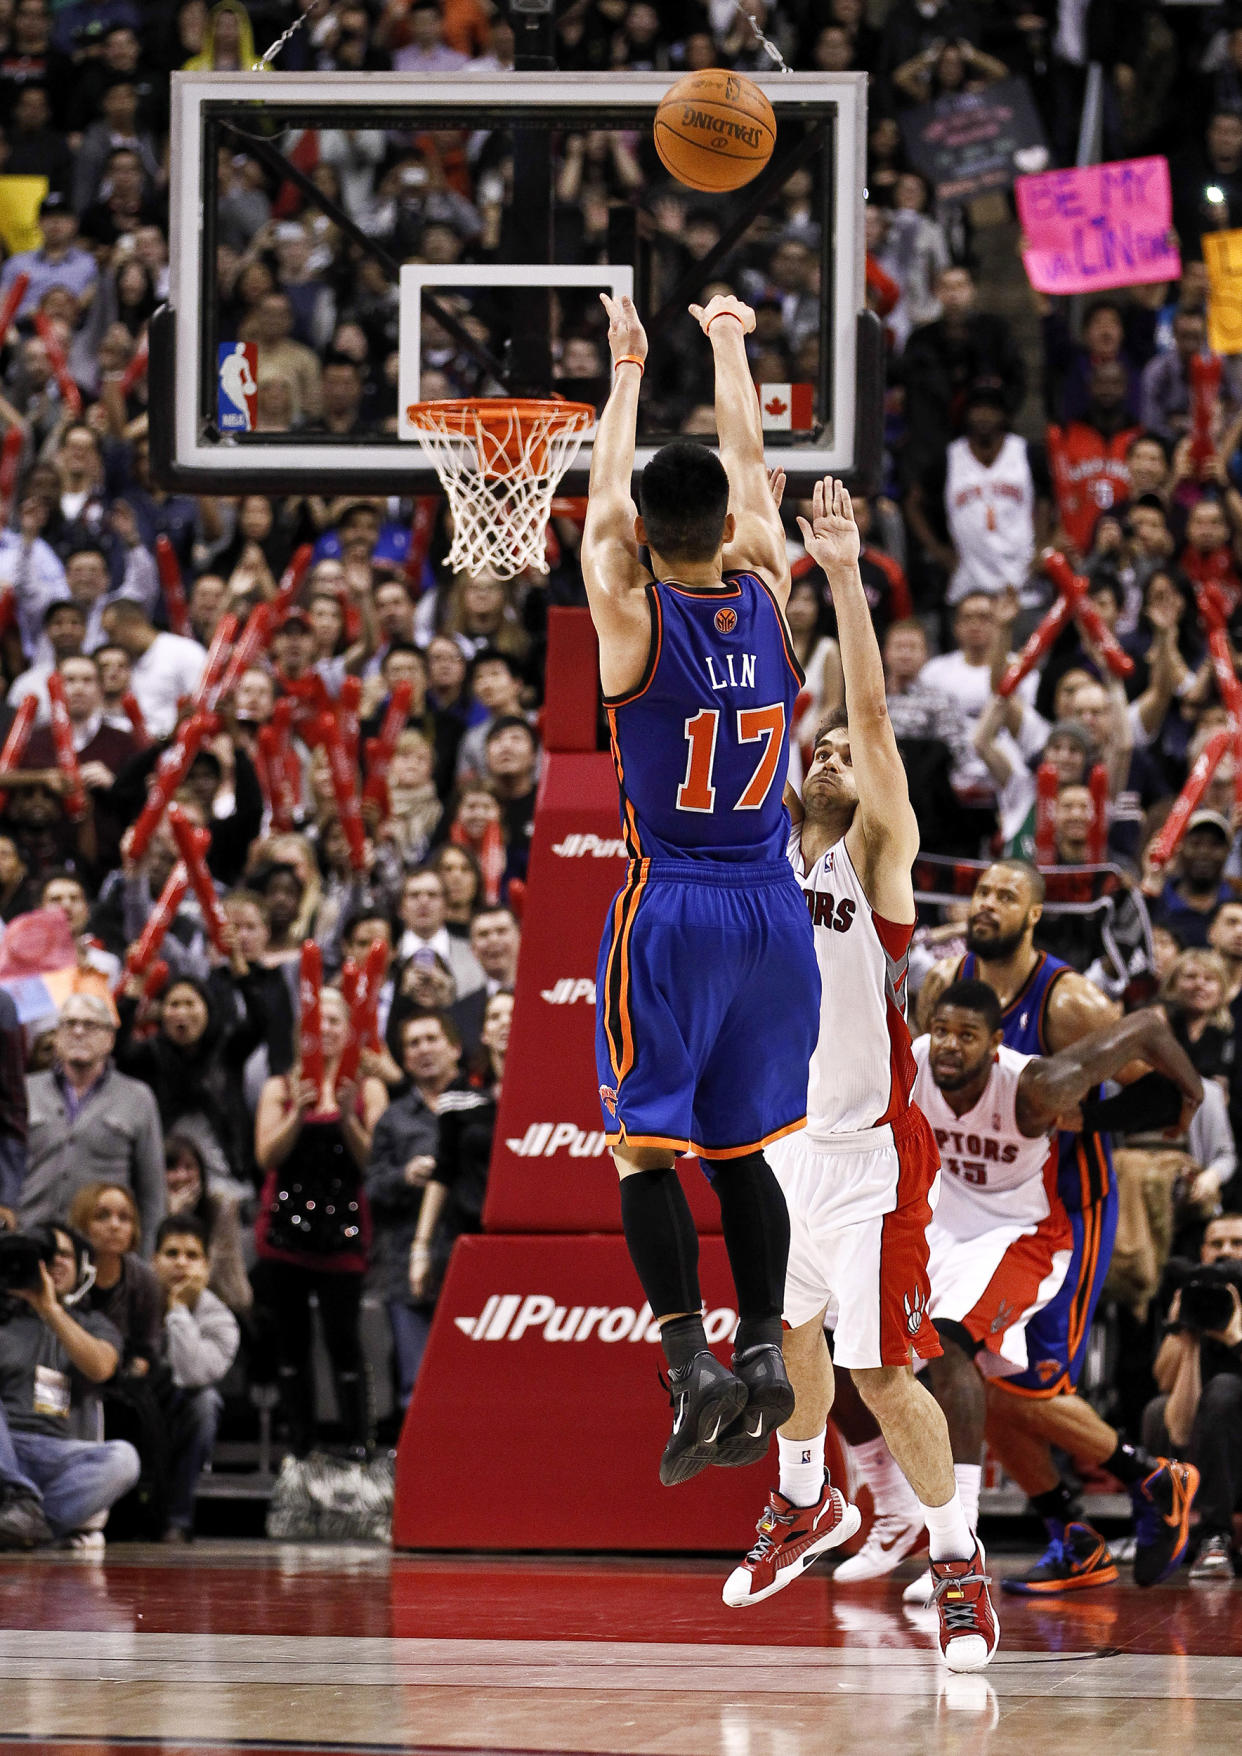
[1047,420,1140,554]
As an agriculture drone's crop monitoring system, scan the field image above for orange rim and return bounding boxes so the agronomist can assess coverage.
[405,397,595,438]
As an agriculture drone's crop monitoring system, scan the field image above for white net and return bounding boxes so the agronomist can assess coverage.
[405,399,594,581]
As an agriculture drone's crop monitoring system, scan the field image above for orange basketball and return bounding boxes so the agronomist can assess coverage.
[653,69,776,194]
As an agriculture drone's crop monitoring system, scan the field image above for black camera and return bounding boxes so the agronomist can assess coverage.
[0,1227,57,1295]
[1179,1270,1239,1335]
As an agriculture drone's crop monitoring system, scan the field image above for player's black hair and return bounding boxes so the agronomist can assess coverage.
[639,441,730,564]
[934,979,1003,1036]
[983,857,1046,906]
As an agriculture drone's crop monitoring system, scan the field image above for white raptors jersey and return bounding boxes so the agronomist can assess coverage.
[945,433,1036,604]
[789,829,916,1137]
[912,1036,1057,1240]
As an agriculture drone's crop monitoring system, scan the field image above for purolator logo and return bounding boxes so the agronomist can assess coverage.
[454,1294,739,1343]
[541,979,596,1004]
[551,834,628,858]
[505,1123,610,1157]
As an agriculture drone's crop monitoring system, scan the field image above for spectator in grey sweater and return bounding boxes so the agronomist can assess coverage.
[152,1214,239,1541]
[21,994,164,1248]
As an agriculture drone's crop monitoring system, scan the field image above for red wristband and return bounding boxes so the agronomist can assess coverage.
[705,311,744,336]
[614,355,644,375]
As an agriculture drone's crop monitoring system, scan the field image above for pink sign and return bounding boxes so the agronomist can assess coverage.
[1017,155,1181,295]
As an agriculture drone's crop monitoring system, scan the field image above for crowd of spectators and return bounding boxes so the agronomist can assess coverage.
[0,0,1237,1556]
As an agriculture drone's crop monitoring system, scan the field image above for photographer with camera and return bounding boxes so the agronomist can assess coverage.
[0,1221,139,1549]
[1144,1214,1242,1580]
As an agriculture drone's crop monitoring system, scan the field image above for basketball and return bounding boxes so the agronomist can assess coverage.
[653,69,776,194]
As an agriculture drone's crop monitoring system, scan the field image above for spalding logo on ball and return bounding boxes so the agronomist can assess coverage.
[653,68,777,194]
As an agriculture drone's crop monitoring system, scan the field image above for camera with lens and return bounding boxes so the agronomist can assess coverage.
[0,1227,57,1297]
[1167,1258,1242,1335]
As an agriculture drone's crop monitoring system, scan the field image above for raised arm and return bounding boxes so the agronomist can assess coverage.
[799,477,919,918]
[580,292,654,699]
[688,293,790,603]
[1015,1006,1203,1137]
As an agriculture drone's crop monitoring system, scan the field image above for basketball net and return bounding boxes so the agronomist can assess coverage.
[404,398,594,581]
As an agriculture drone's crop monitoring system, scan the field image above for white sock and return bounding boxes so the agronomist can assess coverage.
[851,1436,920,1517]
[954,1462,981,1535]
[777,1429,826,1508]
[920,1490,974,1562]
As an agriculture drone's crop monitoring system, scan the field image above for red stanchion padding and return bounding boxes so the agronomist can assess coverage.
[0,271,30,340]
[0,694,37,813]
[1034,761,1059,867]
[298,939,324,1089]
[32,311,81,416]
[116,860,189,994]
[317,708,367,869]
[154,536,191,638]
[543,607,600,752]
[274,543,314,614]
[120,692,149,749]
[167,804,228,954]
[998,595,1075,698]
[1147,727,1233,869]
[1087,762,1110,864]
[335,936,386,1092]
[126,711,218,863]
[45,671,87,820]
[1190,352,1223,475]
[361,678,413,814]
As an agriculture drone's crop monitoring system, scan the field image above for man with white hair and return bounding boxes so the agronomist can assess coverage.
[21,994,164,1247]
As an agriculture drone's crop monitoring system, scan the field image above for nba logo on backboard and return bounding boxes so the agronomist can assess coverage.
[217,342,258,432]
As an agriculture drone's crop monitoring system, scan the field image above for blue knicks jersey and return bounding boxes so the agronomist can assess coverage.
[604,572,803,863]
[960,949,1113,1209]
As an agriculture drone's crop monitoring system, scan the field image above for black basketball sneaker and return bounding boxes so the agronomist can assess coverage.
[713,1342,796,1468]
[659,1350,748,1486]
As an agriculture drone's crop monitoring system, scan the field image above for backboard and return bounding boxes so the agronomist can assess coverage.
[153,70,878,496]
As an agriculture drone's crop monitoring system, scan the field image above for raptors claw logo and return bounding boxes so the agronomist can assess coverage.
[903,1288,927,1337]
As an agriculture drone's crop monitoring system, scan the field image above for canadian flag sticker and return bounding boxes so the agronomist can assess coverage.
[760,383,815,431]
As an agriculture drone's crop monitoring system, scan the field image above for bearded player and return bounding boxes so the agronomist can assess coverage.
[722,479,996,1674]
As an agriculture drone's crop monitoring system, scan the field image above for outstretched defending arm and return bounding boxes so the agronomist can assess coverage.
[1015,1007,1203,1138]
[581,292,654,698]
[799,477,920,917]
[689,293,791,602]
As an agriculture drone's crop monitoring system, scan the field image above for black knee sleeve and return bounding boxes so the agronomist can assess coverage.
[934,1318,982,1359]
[619,1164,701,1322]
[701,1149,790,1349]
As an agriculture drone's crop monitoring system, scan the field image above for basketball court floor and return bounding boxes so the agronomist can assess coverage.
[0,1542,1238,1756]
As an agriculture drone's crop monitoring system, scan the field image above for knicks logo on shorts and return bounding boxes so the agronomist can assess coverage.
[1035,1358,1061,1383]
[714,606,737,634]
[599,1084,618,1116]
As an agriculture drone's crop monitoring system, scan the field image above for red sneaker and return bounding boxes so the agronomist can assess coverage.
[722,1477,861,1607]
[931,1541,1000,1673]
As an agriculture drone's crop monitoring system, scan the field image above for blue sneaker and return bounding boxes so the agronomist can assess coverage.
[1131,1460,1199,1587]
[1002,1522,1118,1595]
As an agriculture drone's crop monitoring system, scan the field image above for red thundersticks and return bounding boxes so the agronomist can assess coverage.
[335,937,387,1093]
[298,939,325,1092]
[317,707,367,870]
[1190,353,1223,476]
[126,711,218,863]
[155,536,191,638]
[167,804,228,954]
[45,671,87,820]
[0,272,30,341]
[1035,761,1059,866]
[119,335,149,397]
[361,678,413,815]
[998,551,1134,699]
[257,700,300,831]
[0,424,24,528]
[32,311,81,416]
[1148,728,1233,870]
[193,611,242,713]
[121,693,149,748]
[116,860,189,994]
[0,694,37,813]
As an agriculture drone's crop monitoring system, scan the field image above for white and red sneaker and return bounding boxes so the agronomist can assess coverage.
[834,1507,927,1582]
[931,1541,1000,1673]
[722,1477,861,1608]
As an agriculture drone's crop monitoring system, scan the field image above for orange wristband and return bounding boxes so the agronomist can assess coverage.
[614,355,644,375]
[705,311,744,336]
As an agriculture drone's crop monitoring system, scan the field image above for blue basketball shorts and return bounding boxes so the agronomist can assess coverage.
[990,1173,1118,1399]
[595,858,820,1160]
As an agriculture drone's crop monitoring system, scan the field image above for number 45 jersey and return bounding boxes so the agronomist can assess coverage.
[604,571,802,863]
[911,1036,1060,1241]
[595,571,819,1160]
